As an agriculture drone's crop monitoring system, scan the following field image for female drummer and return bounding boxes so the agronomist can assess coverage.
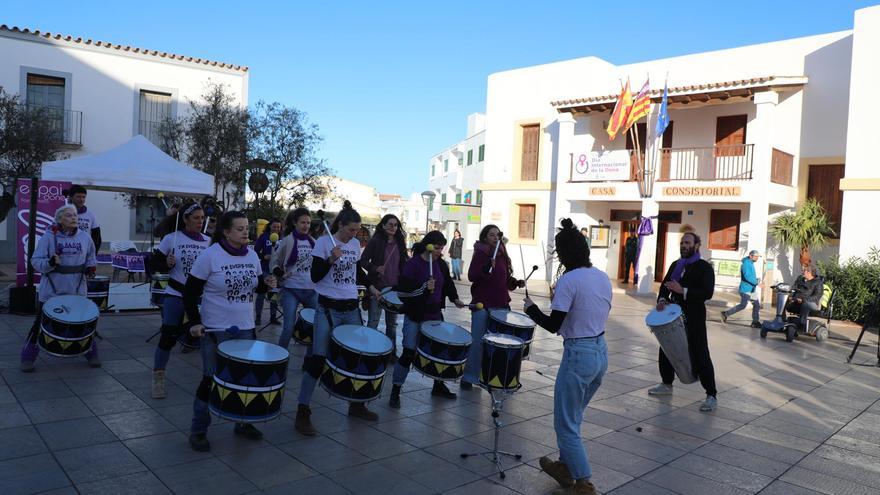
[271,208,318,350]
[460,224,525,389]
[254,218,282,326]
[183,211,276,452]
[523,219,611,495]
[360,214,408,361]
[149,202,210,399]
[20,204,98,372]
[294,201,381,436]
[388,230,465,409]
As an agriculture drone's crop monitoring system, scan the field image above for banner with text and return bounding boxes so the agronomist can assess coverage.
[572,150,631,182]
[16,179,71,286]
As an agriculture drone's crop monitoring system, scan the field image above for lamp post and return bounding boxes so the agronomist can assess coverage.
[421,190,435,235]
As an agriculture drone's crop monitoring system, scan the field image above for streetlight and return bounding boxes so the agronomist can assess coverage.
[421,190,435,234]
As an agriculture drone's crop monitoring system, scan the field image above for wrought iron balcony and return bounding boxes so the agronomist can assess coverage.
[23,104,82,147]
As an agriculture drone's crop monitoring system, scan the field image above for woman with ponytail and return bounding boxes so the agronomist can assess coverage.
[523,218,611,495]
[270,208,319,350]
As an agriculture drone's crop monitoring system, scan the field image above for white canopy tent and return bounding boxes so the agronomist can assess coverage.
[41,135,214,195]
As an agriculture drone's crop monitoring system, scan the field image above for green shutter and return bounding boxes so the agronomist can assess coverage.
[441,193,447,204]
[478,144,485,162]
[431,164,435,176]
[455,192,462,203]
[476,190,482,205]
[444,159,448,172]
[467,150,473,165]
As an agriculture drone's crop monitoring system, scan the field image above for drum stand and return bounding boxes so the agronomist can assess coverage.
[846,298,880,367]
[460,389,522,478]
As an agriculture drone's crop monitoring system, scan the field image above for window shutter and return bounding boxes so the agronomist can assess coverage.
[518,204,536,239]
[520,125,539,181]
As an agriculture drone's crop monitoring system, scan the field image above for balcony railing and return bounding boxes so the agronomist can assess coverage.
[23,104,82,146]
[655,144,754,181]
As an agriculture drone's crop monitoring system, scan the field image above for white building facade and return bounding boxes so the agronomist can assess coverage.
[428,113,486,247]
[300,177,383,226]
[479,5,880,294]
[379,192,427,244]
[0,25,248,259]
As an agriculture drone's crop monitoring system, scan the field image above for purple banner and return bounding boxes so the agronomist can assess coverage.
[16,179,72,286]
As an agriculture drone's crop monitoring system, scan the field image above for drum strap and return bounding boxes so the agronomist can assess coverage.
[54,264,88,274]
[167,278,186,293]
[318,296,358,312]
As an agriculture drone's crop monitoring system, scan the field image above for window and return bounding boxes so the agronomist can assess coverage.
[458,158,463,167]
[444,159,448,172]
[518,204,536,239]
[431,164,435,176]
[715,115,747,157]
[478,144,485,162]
[476,189,482,205]
[135,196,168,234]
[520,124,540,181]
[807,164,844,237]
[26,74,65,141]
[441,193,447,204]
[708,209,740,251]
[455,192,462,203]
[138,90,172,147]
[467,149,473,166]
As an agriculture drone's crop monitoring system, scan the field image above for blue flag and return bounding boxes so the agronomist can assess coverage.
[655,81,669,137]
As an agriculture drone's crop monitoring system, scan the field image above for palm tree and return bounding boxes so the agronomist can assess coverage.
[768,198,836,267]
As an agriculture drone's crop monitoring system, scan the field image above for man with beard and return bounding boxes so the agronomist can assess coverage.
[649,232,718,412]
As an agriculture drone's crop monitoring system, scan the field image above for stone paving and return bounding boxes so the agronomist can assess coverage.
[0,285,879,494]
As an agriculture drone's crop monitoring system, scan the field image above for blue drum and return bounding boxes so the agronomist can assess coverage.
[414,321,472,381]
[209,340,289,423]
[321,325,392,402]
[38,295,99,357]
[479,333,524,391]
[487,309,536,358]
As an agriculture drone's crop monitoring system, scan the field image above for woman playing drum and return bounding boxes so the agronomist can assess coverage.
[460,224,525,389]
[388,230,465,409]
[184,211,277,452]
[20,204,98,372]
[523,219,611,495]
[271,208,319,350]
[294,201,382,436]
[150,202,210,398]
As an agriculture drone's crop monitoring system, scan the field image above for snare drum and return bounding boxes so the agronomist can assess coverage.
[151,274,170,307]
[378,287,403,313]
[209,340,289,423]
[414,321,472,381]
[293,308,315,345]
[86,276,110,311]
[38,295,99,357]
[487,309,536,358]
[645,304,697,384]
[321,325,392,402]
[479,333,524,391]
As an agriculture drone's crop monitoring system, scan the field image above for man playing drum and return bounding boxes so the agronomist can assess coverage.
[21,204,99,372]
[650,232,718,412]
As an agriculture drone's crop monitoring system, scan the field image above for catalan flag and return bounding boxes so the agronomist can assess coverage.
[606,79,633,141]
[624,79,651,132]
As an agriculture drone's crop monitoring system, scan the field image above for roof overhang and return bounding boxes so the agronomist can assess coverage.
[552,76,808,114]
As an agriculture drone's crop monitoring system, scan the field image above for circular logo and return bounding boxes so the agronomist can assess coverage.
[575,154,589,174]
[248,172,269,194]
[53,307,63,314]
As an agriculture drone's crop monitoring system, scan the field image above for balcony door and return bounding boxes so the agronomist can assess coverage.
[26,74,66,141]
[714,115,748,180]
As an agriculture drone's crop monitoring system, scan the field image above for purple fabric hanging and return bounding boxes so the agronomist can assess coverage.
[633,216,656,281]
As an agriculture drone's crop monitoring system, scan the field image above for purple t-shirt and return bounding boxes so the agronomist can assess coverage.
[402,255,444,320]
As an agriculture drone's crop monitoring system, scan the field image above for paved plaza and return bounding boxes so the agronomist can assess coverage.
[0,284,879,495]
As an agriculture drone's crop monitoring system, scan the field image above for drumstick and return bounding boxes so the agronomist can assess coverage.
[172,209,180,256]
[204,325,240,334]
[518,244,529,298]
[488,234,502,274]
[523,264,539,299]
[322,221,336,247]
[157,192,168,210]
[468,302,484,311]
[426,244,434,292]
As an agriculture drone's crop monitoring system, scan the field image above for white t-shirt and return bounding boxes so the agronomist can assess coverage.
[551,267,612,339]
[157,231,210,297]
[189,243,262,330]
[312,235,360,300]
[284,236,316,290]
[77,209,99,233]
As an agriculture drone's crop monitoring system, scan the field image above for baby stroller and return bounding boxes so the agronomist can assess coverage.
[760,282,835,342]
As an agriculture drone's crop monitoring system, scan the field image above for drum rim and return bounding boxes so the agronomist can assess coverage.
[217,340,290,364]
[488,309,536,328]
[211,376,286,393]
[379,287,403,304]
[297,307,316,323]
[319,379,382,403]
[42,296,100,324]
[482,333,525,348]
[419,321,472,346]
[415,347,468,365]
[39,327,95,341]
[331,325,393,355]
[325,360,386,380]
[208,405,282,423]
[645,303,683,326]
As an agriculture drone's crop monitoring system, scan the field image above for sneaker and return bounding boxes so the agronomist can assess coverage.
[700,395,717,412]
[539,456,573,488]
[152,370,166,399]
[389,393,401,409]
[720,311,728,324]
[348,402,379,421]
[551,479,597,495]
[234,423,263,440]
[648,383,673,396]
[294,404,317,436]
[431,381,457,399]
[20,360,35,373]
[189,433,210,452]
[459,381,473,391]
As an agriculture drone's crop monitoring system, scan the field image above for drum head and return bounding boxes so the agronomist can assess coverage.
[421,321,472,346]
[333,325,393,355]
[299,308,315,324]
[218,340,289,364]
[484,333,524,348]
[43,295,99,324]
[90,275,110,282]
[645,304,683,326]
[489,309,535,328]
[152,274,170,281]
[380,288,402,305]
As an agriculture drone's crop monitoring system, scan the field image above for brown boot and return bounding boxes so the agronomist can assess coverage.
[540,456,573,488]
[348,402,379,421]
[295,404,317,436]
[551,479,597,495]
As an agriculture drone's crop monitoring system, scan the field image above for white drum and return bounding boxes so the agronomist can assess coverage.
[645,304,697,384]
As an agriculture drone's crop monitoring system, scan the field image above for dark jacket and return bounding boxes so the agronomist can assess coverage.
[792,275,823,305]
[449,237,464,259]
[398,257,458,323]
[359,234,408,288]
[624,236,638,260]
[658,258,715,331]
[468,241,519,308]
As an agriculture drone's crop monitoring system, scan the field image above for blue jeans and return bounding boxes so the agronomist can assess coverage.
[278,287,318,349]
[153,295,186,370]
[725,292,761,323]
[254,269,278,321]
[297,302,362,406]
[367,296,399,355]
[451,258,463,278]
[191,328,256,434]
[462,307,507,384]
[392,316,421,385]
[555,336,607,481]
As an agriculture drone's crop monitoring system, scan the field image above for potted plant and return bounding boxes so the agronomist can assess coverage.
[768,198,836,268]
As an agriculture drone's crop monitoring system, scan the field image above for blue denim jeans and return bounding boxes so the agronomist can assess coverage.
[278,287,318,349]
[367,296,399,355]
[392,316,421,385]
[450,258,463,278]
[555,336,607,481]
[153,295,186,370]
[726,291,761,323]
[297,302,362,406]
[191,328,256,434]
[462,307,507,384]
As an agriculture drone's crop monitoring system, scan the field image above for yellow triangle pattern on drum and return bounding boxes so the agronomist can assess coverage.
[488,376,503,387]
[351,379,367,391]
[419,356,429,368]
[263,390,278,404]
[59,340,72,350]
[333,372,346,385]
[435,364,448,374]
[508,377,519,388]
[455,364,464,375]
[43,335,55,345]
[218,387,231,401]
[238,392,258,406]
[371,378,383,390]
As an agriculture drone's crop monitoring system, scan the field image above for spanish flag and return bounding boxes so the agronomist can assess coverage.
[606,79,633,141]
[624,80,651,132]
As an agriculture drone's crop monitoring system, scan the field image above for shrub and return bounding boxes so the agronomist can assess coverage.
[818,247,880,324]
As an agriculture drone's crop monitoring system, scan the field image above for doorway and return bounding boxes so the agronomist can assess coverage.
[618,220,639,282]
